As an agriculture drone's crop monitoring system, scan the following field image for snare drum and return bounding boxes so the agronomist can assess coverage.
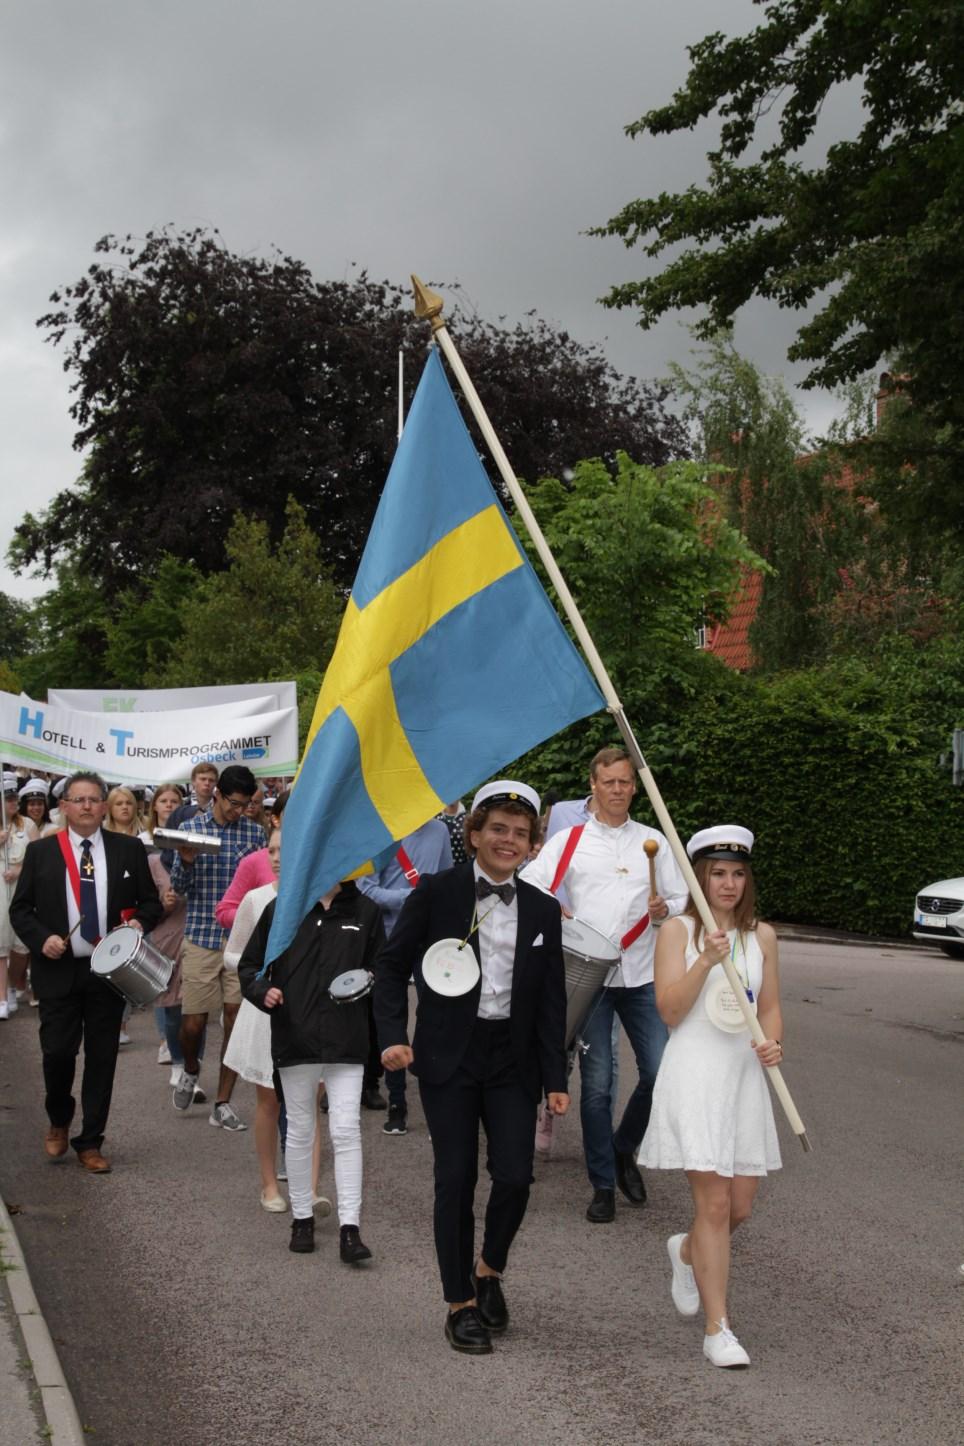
[561,917,620,1048]
[91,926,175,1007]
[328,969,374,1005]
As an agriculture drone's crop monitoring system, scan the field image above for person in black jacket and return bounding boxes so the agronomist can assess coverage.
[10,770,162,1172]
[374,780,569,1356]
[239,880,385,1259]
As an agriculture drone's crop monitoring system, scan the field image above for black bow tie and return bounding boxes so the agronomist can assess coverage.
[476,877,515,906]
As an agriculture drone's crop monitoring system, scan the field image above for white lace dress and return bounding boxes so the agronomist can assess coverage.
[222,883,276,1088]
[638,916,781,1177]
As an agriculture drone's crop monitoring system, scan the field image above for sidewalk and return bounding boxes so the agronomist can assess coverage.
[774,920,929,951]
[0,1197,84,1446]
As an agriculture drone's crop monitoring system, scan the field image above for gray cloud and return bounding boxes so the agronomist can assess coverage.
[1,1,853,600]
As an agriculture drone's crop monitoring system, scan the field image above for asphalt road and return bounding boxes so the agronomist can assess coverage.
[1,937,961,1446]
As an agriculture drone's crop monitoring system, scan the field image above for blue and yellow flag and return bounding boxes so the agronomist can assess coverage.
[267,349,603,960]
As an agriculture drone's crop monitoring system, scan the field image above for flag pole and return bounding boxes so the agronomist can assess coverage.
[412,275,810,1151]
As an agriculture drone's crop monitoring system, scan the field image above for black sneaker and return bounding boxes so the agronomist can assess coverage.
[339,1224,372,1264]
[383,1105,408,1135]
[289,1217,315,1254]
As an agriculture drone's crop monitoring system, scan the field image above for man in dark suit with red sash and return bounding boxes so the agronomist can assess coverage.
[11,771,161,1172]
[374,780,569,1355]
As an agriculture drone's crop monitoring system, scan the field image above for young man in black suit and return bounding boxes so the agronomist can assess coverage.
[11,770,162,1172]
[374,780,569,1355]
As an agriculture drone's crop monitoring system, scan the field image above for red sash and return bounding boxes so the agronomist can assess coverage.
[396,845,420,888]
[547,823,650,950]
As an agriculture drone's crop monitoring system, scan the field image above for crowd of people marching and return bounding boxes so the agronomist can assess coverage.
[3,749,785,1369]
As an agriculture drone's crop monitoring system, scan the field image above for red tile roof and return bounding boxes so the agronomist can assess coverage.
[705,566,763,671]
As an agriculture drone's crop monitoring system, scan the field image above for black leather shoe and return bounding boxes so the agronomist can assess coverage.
[614,1150,647,1206]
[471,1271,508,1333]
[360,1086,387,1111]
[586,1187,616,1223]
[445,1306,493,1355]
[340,1224,373,1264]
[289,1217,315,1254]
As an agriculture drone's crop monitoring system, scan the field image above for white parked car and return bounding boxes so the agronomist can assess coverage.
[913,878,964,958]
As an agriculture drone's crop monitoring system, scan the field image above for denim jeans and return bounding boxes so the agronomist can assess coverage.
[154,1004,205,1068]
[578,983,667,1188]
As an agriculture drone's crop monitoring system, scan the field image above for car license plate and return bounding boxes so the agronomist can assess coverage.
[917,913,947,928]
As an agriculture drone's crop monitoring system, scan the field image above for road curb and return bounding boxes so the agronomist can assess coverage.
[0,1195,86,1446]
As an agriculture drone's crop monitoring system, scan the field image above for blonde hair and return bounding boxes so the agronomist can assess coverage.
[104,786,143,837]
[145,783,184,841]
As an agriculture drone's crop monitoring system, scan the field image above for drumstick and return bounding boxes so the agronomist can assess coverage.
[643,839,662,929]
[63,917,84,943]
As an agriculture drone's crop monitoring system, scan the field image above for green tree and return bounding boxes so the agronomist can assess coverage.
[150,498,341,688]
[0,593,32,665]
[12,563,110,697]
[14,228,686,600]
[595,0,964,497]
[103,556,202,686]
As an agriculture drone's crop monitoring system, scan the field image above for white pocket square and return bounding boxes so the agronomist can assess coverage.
[123,870,131,879]
[533,932,544,947]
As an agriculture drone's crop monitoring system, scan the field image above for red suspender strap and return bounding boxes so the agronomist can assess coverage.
[396,845,420,888]
[620,913,650,951]
[57,830,82,911]
[548,824,585,895]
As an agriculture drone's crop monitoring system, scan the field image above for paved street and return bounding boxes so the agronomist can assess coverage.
[1,936,961,1446]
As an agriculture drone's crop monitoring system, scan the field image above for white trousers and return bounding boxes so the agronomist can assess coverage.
[279,1062,363,1226]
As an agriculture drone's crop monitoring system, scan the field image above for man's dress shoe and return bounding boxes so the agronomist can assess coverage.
[471,1272,508,1333]
[445,1306,493,1355]
[586,1187,615,1223]
[44,1126,69,1159]
[614,1150,647,1206]
[77,1149,112,1173]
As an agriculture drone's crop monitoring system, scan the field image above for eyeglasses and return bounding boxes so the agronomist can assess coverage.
[219,795,252,812]
[63,796,104,807]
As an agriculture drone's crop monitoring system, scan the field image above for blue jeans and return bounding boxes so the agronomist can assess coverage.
[579,983,667,1189]
[154,1004,205,1068]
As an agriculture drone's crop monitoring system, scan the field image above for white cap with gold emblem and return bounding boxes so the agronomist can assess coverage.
[686,825,754,862]
[470,779,540,817]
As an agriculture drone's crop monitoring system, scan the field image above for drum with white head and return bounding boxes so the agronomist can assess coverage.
[561,916,620,1048]
[91,926,175,1007]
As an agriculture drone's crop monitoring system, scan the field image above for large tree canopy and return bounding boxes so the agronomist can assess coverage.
[14,228,686,599]
[595,0,964,439]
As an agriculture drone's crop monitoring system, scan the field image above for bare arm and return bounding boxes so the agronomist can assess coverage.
[751,921,784,1068]
[653,917,728,1027]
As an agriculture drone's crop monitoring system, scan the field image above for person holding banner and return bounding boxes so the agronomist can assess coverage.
[639,826,782,1369]
[521,747,687,1223]
[9,771,161,1170]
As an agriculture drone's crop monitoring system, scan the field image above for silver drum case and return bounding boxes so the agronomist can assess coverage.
[91,926,175,1007]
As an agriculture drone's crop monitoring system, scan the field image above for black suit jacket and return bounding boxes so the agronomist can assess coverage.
[373,862,567,1101]
[10,831,163,1000]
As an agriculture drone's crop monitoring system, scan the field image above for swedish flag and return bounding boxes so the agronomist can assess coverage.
[268,349,603,960]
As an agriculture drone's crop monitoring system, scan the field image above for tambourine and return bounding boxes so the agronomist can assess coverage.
[421,938,481,997]
[704,972,757,1033]
[328,969,374,1004]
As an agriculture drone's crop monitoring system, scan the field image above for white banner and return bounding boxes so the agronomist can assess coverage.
[48,681,299,714]
[1,693,299,784]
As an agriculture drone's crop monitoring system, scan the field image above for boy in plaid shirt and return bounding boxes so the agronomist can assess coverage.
[169,764,264,1128]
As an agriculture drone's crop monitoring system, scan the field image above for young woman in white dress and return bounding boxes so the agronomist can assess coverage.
[639,825,784,1369]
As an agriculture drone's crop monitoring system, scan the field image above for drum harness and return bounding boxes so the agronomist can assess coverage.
[548,824,654,1056]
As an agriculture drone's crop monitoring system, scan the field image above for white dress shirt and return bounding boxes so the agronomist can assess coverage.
[474,862,518,1020]
[65,827,108,955]
[521,815,688,988]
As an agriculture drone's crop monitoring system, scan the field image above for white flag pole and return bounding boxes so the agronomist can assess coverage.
[412,275,810,1151]
[398,349,405,442]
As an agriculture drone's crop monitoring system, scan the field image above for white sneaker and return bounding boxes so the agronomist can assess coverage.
[312,1193,332,1217]
[6,989,18,1015]
[118,1030,131,1046]
[703,1319,750,1368]
[169,1065,181,1088]
[157,1040,171,1064]
[260,1190,288,1213]
[209,1102,247,1131]
[0,1001,8,1021]
[667,1234,700,1317]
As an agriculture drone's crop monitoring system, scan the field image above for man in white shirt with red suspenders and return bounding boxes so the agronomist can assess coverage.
[522,746,687,1222]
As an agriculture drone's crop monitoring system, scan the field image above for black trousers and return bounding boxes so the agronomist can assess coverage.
[418,1017,537,1303]
[38,970,125,1153]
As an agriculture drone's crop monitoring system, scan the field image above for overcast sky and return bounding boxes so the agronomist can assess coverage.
[1,1,859,602]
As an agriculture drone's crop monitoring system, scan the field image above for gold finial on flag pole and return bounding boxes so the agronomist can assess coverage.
[411,275,445,332]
